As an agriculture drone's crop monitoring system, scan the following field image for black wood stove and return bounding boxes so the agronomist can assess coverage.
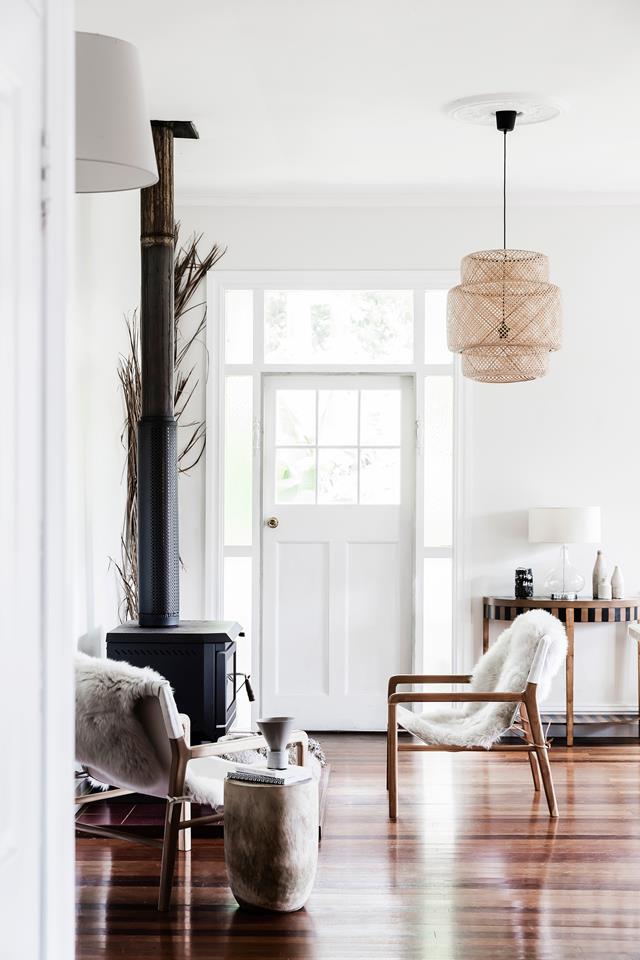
[106,121,241,742]
[107,620,240,742]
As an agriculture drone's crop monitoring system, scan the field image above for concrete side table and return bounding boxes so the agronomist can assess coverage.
[223,776,319,912]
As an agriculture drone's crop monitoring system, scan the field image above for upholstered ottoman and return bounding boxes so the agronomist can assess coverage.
[223,777,319,912]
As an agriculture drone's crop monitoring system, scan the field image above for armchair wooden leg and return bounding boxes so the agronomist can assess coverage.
[178,715,192,852]
[158,800,182,911]
[535,745,558,818]
[528,751,541,793]
[178,801,191,852]
[295,737,308,767]
[520,703,541,792]
[525,692,559,818]
[387,703,398,820]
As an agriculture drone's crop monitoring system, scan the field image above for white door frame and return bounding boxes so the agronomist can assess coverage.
[205,271,467,726]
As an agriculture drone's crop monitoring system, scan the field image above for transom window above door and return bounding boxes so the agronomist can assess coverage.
[275,387,402,505]
[265,290,413,364]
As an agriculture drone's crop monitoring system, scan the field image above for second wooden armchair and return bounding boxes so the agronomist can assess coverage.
[387,610,567,820]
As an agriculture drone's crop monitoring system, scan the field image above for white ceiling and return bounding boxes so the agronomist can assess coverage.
[76,0,640,205]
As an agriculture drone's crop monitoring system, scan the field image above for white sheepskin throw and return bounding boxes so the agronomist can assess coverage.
[75,653,320,811]
[75,652,174,793]
[396,610,567,749]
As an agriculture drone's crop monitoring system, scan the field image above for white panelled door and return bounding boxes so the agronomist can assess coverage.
[261,374,415,729]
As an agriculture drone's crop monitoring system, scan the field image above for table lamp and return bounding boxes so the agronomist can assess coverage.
[528,507,601,600]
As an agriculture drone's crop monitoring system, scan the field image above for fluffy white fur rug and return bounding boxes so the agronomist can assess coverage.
[396,610,567,749]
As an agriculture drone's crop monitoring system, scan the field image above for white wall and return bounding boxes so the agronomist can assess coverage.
[74,192,138,652]
[74,192,210,651]
[75,198,640,714]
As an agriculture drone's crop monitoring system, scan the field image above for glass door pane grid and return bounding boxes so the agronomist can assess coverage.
[274,385,402,506]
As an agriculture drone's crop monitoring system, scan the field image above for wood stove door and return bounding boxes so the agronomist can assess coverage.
[261,374,415,730]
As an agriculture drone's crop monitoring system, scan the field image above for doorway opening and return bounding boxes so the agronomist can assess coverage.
[206,273,463,730]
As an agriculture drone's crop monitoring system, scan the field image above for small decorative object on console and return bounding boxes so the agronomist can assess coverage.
[598,578,612,600]
[515,567,534,598]
[592,550,606,599]
[611,565,624,600]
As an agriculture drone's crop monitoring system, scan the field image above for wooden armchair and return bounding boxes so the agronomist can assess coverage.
[75,660,308,911]
[387,632,561,821]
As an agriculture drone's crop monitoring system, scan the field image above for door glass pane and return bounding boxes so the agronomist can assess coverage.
[318,448,358,504]
[359,448,401,505]
[264,290,413,363]
[224,556,252,729]
[424,377,453,547]
[360,389,401,445]
[224,376,252,545]
[425,290,451,365]
[318,390,358,445]
[423,558,453,674]
[225,290,253,363]
[276,448,316,504]
[276,389,316,445]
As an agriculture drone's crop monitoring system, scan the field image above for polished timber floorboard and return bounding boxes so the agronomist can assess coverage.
[76,734,640,960]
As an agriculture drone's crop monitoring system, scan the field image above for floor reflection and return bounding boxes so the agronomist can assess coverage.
[76,735,640,960]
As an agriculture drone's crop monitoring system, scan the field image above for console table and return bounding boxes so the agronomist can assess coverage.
[483,597,640,746]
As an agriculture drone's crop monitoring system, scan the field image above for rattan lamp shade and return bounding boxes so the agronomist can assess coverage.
[447,249,562,383]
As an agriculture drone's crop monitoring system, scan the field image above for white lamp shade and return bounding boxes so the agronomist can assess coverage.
[528,507,601,544]
[75,32,158,193]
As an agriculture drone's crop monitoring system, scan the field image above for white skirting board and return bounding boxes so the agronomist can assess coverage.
[542,711,640,738]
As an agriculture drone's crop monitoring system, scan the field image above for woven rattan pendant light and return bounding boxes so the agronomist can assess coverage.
[447,109,562,383]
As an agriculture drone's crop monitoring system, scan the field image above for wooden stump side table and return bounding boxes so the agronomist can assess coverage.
[223,776,319,912]
[483,596,640,746]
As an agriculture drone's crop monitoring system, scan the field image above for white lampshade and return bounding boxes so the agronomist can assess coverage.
[528,507,601,544]
[75,32,158,193]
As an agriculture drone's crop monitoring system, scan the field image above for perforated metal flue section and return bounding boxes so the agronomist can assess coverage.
[137,416,179,626]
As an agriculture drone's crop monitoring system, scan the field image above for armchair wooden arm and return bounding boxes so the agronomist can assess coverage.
[387,674,472,697]
[188,729,309,767]
[388,690,522,705]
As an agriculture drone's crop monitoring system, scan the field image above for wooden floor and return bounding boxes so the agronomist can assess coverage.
[76,734,640,960]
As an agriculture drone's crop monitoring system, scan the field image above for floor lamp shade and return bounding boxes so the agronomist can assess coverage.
[75,32,158,193]
[528,507,601,544]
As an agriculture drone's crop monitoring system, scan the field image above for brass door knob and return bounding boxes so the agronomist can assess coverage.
[266,516,279,529]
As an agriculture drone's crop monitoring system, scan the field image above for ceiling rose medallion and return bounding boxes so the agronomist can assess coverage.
[446,95,563,383]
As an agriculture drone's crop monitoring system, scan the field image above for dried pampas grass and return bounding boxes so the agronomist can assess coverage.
[111,228,226,621]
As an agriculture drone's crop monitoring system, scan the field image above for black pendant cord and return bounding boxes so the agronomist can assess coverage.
[495,110,517,252]
[503,128,507,250]
[494,110,517,333]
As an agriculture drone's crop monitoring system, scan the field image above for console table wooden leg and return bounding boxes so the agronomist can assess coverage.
[637,630,640,740]
[566,610,575,746]
[483,614,489,654]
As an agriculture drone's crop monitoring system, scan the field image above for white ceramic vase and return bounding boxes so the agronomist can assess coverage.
[611,565,624,600]
[592,551,607,599]
[598,577,612,600]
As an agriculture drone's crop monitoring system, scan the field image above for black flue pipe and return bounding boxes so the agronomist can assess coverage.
[137,120,198,627]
